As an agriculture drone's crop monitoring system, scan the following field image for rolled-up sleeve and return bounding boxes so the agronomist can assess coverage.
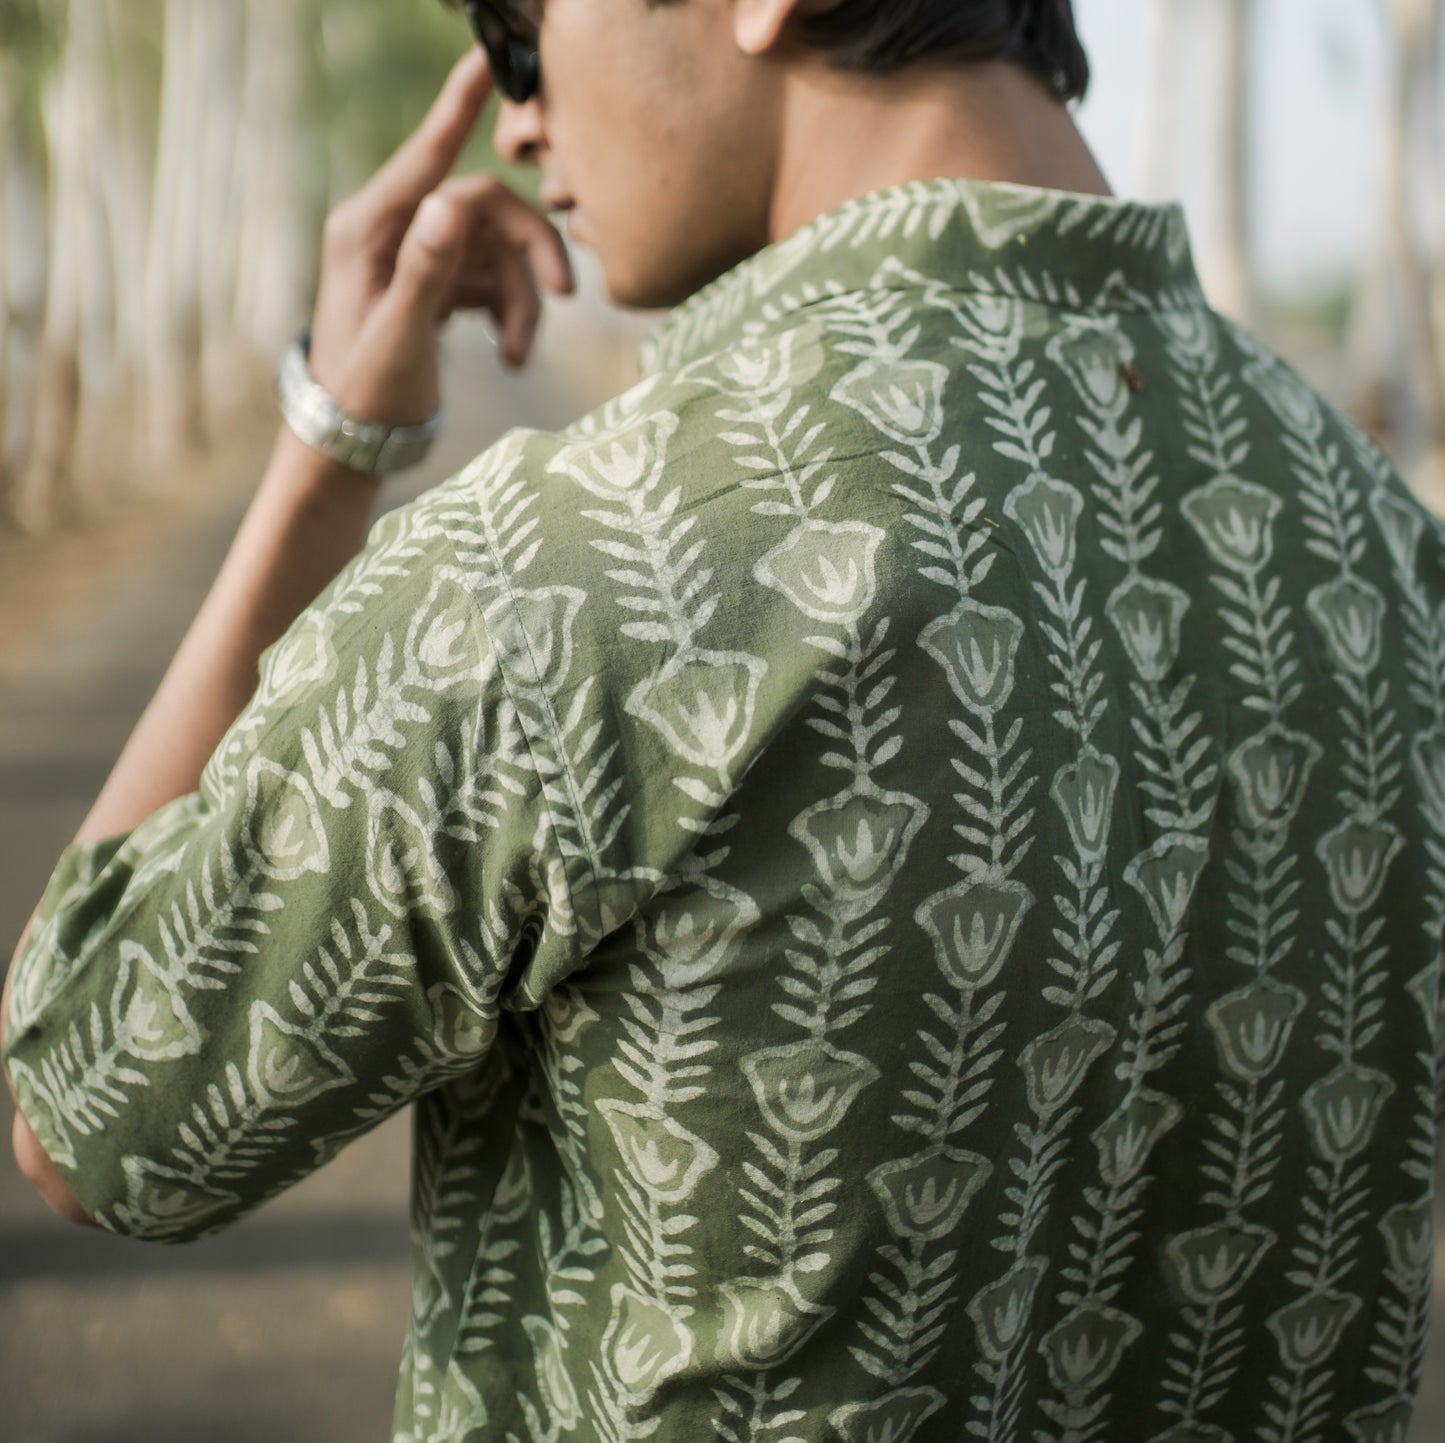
[2,486,577,1242]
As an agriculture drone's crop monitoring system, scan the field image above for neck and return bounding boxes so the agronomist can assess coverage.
[766,59,1112,244]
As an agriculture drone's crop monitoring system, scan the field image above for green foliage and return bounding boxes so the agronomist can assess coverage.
[306,0,537,202]
[7,0,534,214]
[1266,287,1355,345]
[0,0,62,171]
[0,0,58,57]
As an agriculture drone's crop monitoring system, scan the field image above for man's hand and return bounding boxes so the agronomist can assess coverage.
[3,931,92,1226]
[2,48,579,1235]
[308,48,575,427]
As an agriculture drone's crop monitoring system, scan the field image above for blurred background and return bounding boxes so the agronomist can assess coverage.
[1,1,1443,1439]
[0,0,1443,536]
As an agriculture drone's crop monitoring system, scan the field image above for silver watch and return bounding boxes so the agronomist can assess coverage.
[274,330,442,476]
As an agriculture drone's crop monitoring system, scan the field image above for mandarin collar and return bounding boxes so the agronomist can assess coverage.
[641,177,1206,378]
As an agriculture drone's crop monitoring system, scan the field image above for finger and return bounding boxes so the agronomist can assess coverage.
[487,244,543,368]
[432,256,535,363]
[364,49,494,213]
[441,173,576,296]
[386,192,470,323]
[437,282,504,324]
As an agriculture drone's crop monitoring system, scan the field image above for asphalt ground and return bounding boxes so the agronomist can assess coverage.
[1,306,1442,1440]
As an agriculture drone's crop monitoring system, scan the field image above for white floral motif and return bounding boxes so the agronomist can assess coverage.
[115,942,204,1063]
[245,1002,355,1109]
[833,356,950,445]
[242,758,330,882]
[256,616,334,708]
[717,1278,834,1371]
[741,1041,880,1144]
[549,409,679,500]
[7,177,1442,1443]
[754,519,886,626]
[1183,474,1283,575]
[789,784,928,904]
[919,598,1025,712]
[627,648,768,773]
[483,584,586,692]
[712,323,827,395]
[601,1284,694,1399]
[117,1156,241,1240]
[597,1098,720,1204]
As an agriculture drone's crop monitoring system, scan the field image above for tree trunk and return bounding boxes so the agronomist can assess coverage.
[1356,0,1445,467]
[232,0,313,414]
[16,0,118,531]
[1214,0,1258,327]
[0,53,20,519]
[92,0,157,491]
[1393,0,1445,450]
[142,0,205,468]
[1134,0,1178,200]
[0,0,56,529]
[195,2,249,435]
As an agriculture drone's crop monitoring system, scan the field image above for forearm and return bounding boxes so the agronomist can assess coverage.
[5,47,523,1225]
[75,427,382,846]
[4,428,379,1221]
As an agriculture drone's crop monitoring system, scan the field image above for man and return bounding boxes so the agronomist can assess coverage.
[5,1,1444,1439]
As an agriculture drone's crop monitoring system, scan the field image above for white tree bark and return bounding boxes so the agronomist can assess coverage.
[1213,0,1257,327]
[16,0,119,530]
[195,2,249,433]
[232,0,313,403]
[1134,0,1178,200]
[0,53,23,513]
[142,0,204,465]
[1354,0,1445,467]
[0,15,54,528]
[94,0,157,461]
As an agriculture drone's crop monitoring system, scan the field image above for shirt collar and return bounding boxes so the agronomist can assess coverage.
[641,177,1206,378]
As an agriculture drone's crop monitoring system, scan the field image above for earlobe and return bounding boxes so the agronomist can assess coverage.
[731,0,800,57]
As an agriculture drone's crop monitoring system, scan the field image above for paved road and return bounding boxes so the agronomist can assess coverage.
[2,310,1443,1440]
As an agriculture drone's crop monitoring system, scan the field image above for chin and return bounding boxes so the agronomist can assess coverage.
[600,238,763,313]
[603,267,705,313]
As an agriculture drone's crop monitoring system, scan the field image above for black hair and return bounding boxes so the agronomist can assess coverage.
[797,0,1090,101]
[643,0,1089,102]
[460,0,1092,105]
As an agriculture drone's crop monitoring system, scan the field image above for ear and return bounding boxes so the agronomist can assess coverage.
[733,0,824,57]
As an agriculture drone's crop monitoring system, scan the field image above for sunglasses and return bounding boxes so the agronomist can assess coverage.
[463,1,541,105]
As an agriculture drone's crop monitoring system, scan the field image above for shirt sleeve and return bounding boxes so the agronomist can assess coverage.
[1,481,577,1242]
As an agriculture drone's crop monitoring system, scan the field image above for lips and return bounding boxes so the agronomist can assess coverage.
[542,194,578,234]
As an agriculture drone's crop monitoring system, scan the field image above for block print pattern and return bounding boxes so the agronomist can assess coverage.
[8,178,1445,1443]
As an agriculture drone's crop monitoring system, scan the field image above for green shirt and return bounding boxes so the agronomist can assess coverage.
[7,179,1445,1443]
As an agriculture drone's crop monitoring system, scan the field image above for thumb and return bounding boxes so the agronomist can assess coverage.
[390,192,467,317]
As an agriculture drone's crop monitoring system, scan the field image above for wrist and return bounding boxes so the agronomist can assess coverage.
[268,425,388,500]
[274,329,442,476]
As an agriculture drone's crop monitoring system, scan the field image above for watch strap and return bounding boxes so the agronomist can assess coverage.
[274,331,442,476]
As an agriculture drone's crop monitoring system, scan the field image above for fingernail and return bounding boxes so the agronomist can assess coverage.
[415,194,454,251]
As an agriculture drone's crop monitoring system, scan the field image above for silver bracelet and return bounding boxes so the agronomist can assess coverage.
[274,330,442,476]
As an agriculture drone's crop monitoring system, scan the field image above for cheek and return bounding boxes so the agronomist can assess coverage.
[556,99,690,234]
[539,26,768,302]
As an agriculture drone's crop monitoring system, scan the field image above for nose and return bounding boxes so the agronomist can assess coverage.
[493,95,547,167]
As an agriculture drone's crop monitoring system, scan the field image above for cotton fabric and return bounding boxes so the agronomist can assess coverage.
[7,179,1445,1443]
